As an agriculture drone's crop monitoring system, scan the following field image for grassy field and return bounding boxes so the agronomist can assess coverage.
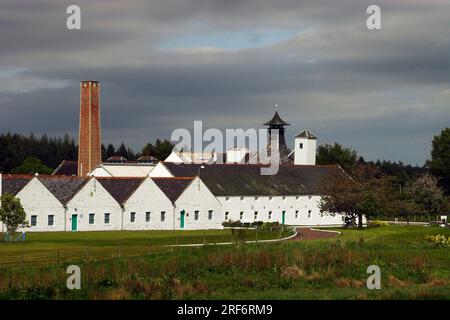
[0,228,292,268]
[0,225,449,299]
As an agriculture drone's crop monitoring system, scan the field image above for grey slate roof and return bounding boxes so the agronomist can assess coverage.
[38,176,88,205]
[1,175,33,196]
[263,111,290,126]
[52,160,78,176]
[96,177,145,204]
[163,162,346,196]
[152,177,194,202]
[295,130,317,140]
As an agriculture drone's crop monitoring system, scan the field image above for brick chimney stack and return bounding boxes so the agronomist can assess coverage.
[78,81,102,177]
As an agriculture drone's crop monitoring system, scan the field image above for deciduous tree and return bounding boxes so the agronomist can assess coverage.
[319,164,388,228]
[0,193,28,238]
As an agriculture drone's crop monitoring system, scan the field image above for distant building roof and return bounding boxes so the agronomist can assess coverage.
[163,163,346,196]
[38,176,88,205]
[137,156,158,163]
[152,177,194,202]
[107,156,127,163]
[263,111,290,126]
[96,177,145,204]
[1,174,33,195]
[295,130,317,140]
[52,160,78,176]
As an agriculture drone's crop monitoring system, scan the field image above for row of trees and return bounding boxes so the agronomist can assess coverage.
[317,128,450,227]
[0,132,174,173]
[316,128,450,195]
[319,164,447,228]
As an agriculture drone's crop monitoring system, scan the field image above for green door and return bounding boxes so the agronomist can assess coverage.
[180,210,185,229]
[71,214,78,231]
[282,211,286,225]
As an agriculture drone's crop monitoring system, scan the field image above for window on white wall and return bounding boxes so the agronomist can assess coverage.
[89,213,95,224]
[208,210,213,220]
[145,212,151,222]
[104,213,110,224]
[268,211,272,220]
[225,212,229,220]
[240,211,244,220]
[255,196,259,201]
[299,143,303,149]
[226,197,230,202]
[240,196,245,202]
[269,197,273,201]
[194,210,199,220]
[308,210,312,218]
[282,196,286,201]
[31,215,37,227]
[254,211,258,220]
[48,215,54,226]
[161,211,166,222]
[295,210,299,219]
[296,196,299,200]
[130,212,136,223]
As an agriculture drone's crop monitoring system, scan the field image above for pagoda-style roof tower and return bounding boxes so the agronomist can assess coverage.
[263,109,293,164]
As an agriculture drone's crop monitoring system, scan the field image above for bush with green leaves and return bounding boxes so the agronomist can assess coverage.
[368,220,389,228]
[0,193,28,238]
[425,234,450,247]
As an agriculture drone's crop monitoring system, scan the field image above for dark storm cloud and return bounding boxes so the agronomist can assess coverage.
[1,0,449,164]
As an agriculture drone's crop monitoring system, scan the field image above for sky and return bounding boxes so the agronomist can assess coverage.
[1,0,449,166]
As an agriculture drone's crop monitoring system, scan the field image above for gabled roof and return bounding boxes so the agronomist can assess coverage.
[163,163,346,196]
[295,130,317,140]
[1,174,33,196]
[38,176,88,205]
[96,177,145,204]
[52,160,78,176]
[152,177,194,202]
[263,111,290,126]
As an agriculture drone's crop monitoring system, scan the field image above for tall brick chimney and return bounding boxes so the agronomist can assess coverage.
[78,80,102,177]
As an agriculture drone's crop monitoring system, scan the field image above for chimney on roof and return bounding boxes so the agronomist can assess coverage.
[78,81,102,176]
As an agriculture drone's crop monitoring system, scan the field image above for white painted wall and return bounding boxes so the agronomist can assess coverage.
[149,162,173,178]
[218,195,344,226]
[123,177,174,230]
[226,147,247,164]
[66,178,123,231]
[294,137,316,165]
[15,178,66,232]
[164,151,185,164]
[174,177,223,230]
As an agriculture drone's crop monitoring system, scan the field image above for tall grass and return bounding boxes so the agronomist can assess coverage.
[1,228,449,300]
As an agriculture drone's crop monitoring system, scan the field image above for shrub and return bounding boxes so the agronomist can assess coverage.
[424,234,450,247]
[368,220,389,228]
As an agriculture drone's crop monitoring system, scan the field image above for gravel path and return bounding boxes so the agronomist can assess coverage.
[289,227,340,241]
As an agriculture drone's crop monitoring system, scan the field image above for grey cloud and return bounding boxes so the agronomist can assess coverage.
[1,0,449,164]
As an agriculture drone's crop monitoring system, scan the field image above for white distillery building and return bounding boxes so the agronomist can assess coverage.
[0,112,351,232]
[0,162,347,232]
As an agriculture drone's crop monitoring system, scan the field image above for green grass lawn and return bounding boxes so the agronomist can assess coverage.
[0,228,292,268]
[0,225,449,300]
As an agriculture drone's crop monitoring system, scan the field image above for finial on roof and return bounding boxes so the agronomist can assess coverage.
[274,103,278,112]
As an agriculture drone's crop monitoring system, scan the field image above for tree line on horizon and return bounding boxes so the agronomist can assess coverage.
[0,129,448,197]
[0,132,173,174]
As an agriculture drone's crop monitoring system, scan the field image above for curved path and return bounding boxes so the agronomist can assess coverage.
[289,227,340,241]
